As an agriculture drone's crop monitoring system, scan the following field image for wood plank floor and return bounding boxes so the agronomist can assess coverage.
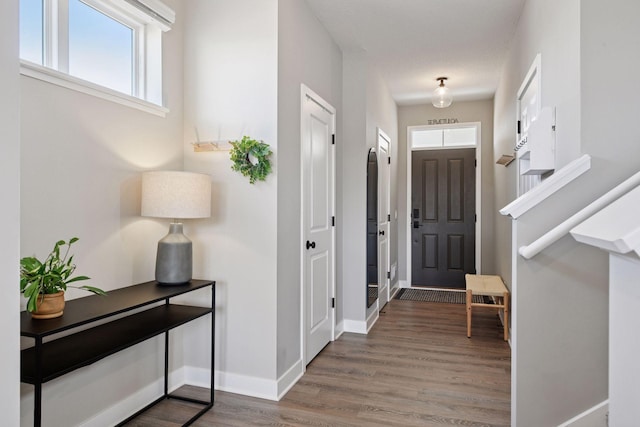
[124,298,511,426]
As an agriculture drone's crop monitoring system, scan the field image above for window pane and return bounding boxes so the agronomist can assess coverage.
[411,129,442,148]
[444,127,477,147]
[20,0,43,64]
[69,0,133,95]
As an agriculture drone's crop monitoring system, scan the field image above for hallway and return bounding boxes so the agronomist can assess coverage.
[130,297,511,426]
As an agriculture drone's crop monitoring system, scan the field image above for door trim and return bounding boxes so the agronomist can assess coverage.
[516,53,542,196]
[405,121,482,287]
[377,127,391,308]
[300,84,336,366]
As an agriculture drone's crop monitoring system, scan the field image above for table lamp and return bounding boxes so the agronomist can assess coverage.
[141,171,211,285]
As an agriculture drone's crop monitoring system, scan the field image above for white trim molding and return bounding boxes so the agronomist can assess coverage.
[342,318,370,334]
[276,360,304,400]
[570,183,640,256]
[186,367,279,401]
[557,400,609,427]
[78,367,184,427]
[520,167,640,259]
[500,154,591,219]
[334,321,345,340]
[406,121,483,286]
[20,61,168,117]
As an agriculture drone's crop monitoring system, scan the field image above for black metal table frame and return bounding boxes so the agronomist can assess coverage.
[21,280,215,427]
[115,290,215,426]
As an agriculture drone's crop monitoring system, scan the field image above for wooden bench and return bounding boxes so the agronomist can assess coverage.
[465,274,509,341]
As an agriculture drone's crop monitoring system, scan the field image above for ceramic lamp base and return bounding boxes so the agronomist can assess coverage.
[155,222,192,285]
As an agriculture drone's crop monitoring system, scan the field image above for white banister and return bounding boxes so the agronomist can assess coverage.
[519,170,640,259]
[501,155,591,219]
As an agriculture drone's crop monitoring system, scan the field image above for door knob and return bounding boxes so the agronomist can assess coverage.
[413,221,420,229]
[306,240,316,250]
[379,230,385,236]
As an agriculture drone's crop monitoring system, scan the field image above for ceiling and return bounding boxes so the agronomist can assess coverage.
[305,0,526,106]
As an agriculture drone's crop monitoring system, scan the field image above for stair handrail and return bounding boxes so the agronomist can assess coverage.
[519,170,640,259]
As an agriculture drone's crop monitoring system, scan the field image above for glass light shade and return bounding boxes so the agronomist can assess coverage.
[141,171,211,219]
[432,85,453,108]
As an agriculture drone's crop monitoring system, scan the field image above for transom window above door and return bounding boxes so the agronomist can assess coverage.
[410,124,478,149]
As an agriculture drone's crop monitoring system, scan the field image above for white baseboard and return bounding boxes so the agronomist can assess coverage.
[366,308,379,332]
[343,308,380,334]
[399,280,410,288]
[379,284,389,306]
[80,362,305,426]
[342,319,368,334]
[389,282,400,299]
[335,320,345,339]
[557,400,609,427]
[80,368,185,427]
[185,362,303,402]
[276,359,304,400]
[185,366,280,401]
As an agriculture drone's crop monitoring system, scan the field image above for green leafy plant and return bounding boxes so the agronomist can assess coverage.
[229,136,273,184]
[20,237,106,313]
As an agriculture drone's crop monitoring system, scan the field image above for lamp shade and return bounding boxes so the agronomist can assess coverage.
[141,171,211,219]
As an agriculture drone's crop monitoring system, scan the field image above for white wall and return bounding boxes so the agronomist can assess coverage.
[493,0,614,425]
[0,0,20,425]
[398,100,495,283]
[579,0,640,420]
[366,69,399,291]
[19,1,185,424]
[182,0,280,396]
[276,0,343,376]
[341,52,368,325]
[342,53,398,327]
[494,0,581,291]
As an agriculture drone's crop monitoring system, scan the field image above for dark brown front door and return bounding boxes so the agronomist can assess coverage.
[411,148,475,288]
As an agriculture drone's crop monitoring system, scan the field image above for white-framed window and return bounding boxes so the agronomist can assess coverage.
[409,123,478,150]
[19,0,174,115]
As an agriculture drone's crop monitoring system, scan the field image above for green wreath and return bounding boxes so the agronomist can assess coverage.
[229,136,273,184]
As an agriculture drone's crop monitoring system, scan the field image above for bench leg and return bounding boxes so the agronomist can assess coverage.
[466,289,472,338]
[503,291,509,341]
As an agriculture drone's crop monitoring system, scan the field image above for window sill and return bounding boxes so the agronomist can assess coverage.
[20,61,169,117]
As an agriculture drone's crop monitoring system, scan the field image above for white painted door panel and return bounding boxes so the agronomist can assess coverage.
[302,87,335,365]
[377,129,390,309]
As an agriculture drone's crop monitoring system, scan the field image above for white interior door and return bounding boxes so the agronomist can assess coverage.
[377,129,390,308]
[301,85,335,365]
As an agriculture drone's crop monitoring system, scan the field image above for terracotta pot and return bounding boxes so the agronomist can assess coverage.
[32,291,65,319]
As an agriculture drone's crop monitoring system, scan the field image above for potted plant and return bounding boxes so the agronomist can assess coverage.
[20,237,106,319]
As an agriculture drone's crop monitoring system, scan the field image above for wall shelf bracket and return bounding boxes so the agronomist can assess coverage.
[192,141,232,152]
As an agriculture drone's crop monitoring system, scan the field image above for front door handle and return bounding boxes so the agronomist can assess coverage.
[413,221,420,229]
[379,230,385,236]
[306,240,316,250]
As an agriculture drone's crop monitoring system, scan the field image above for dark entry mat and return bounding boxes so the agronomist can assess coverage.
[395,288,492,304]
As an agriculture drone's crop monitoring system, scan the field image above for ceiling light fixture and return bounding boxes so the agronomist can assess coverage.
[432,77,453,108]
